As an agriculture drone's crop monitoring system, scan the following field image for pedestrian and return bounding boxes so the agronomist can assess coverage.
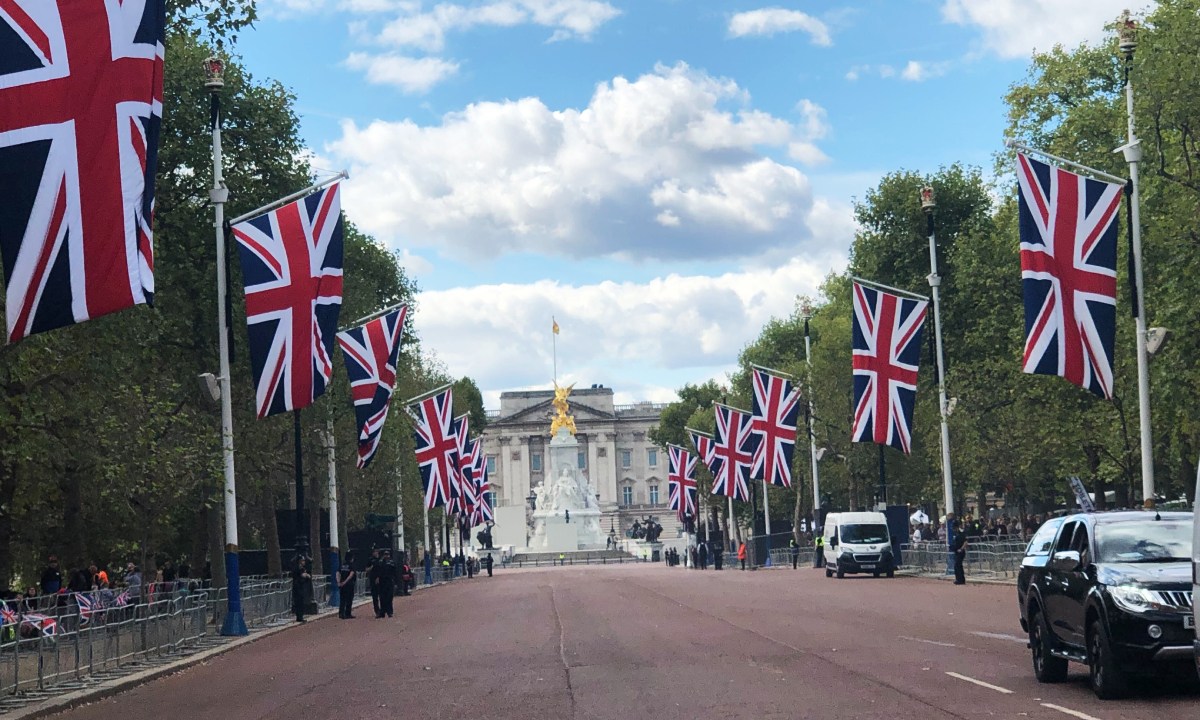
[697,541,708,570]
[713,544,723,570]
[398,561,413,596]
[367,549,382,617]
[40,556,63,596]
[737,541,747,570]
[813,533,825,568]
[378,551,396,618]
[789,537,800,569]
[484,553,493,577]
[689,546,698,569]
[337,559,356,619]
[123,562,142,603]
[467,554,475,578]
[292,556,311,623]
[564,509,570,523]
[952,524,968,585]
[558,552,565,566]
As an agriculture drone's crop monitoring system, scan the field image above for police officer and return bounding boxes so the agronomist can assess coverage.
[789,537,800,569]
[378,551,397,617]
[336,558,356,619]
[952,521,968,585]
[483,553,494,577]
[367,549,382,617]
[813,532,825,568]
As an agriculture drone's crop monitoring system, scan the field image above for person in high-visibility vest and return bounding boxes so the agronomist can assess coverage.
[813,534,825,568]
[737,541,747,570]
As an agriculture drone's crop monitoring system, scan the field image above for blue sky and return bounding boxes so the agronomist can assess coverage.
[238,0,1144,407]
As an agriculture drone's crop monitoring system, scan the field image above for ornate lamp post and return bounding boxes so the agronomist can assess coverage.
[205,56,246,636]
[1116,9,1156,508]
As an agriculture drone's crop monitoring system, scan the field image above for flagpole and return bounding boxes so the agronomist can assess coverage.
[761,478,772,567]
[1004,140,1126,185]
[340,301,406,333]
[802,305,822,534]
[728,495,736,554]
[395,465,405,559]
[1116,12,1156,508]
[423,502,432,584]
[552,317,558,385]
[324,418,340,609]
[920,187,956,574]
[404,383,455,410]
[227,171,348,226]
[850,276,930,302]
[205,57,246,637]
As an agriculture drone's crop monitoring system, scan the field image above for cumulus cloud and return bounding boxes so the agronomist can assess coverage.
[728,7,832,46]
[846,62,947,82]
[374,0,620,51]
[344,52,460,93]
[942,0,1151,59]
[326,63,836,262]
[414,256,844,405]
[899,60,949,81]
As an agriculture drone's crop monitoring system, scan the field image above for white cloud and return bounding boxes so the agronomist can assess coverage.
[899,60,949,82]
[728,8,832,46]
[344,52,460,93]
[375,0,620,51]
[942,0,1152,59]
[414,256,844,404]
[326,63,836,262]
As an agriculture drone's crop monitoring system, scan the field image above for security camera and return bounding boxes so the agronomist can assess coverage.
[1146,327,1170,356]
[198,372,221,405]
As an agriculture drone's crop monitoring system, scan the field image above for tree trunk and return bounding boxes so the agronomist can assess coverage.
[0,459,17,589]
[1180,439,1196,505]
[261,484,282,576]
[792,483,804,542]
[60,467,85,570]
[1086,444,1106,510]
[337,482,349,561]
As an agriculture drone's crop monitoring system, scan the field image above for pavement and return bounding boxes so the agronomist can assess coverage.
[31,566,1200,720]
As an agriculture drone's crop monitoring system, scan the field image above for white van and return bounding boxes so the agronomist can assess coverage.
[823,511,895,579]
[1192,469,1199,679]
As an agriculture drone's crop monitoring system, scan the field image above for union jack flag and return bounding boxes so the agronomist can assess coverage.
[336,305,408,469]
[688,428,716,469]
[750,367,800,488]
[456,434,480,519]
[710,405,758,501]
[409,386,459,510]
[232,183,344,418]
[852,282,928,454]
[0,1,164,342]
[1017,153,1122,398]
[667,445,697,520]
[75,592,94,626]
[473,454,493,525]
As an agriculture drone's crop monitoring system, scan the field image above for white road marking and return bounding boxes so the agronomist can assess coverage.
[970,631,1028,643]
[944,671,1014,694]
[1040,703,1104,720]
[899,635,957,647]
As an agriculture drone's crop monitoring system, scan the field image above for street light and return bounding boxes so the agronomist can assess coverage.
[801,301,822,540]
[920,186,956,524]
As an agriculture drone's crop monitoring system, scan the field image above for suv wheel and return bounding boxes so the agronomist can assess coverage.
[836,568,844,579]
[1029,607,1067,683]
[1087,619,1129,700]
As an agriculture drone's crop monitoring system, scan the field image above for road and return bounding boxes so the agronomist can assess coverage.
[52,564,1198,720]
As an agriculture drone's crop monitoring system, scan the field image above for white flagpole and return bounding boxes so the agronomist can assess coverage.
[802,306,821,532]
[1116,12,1156,507]
[205,58,246,637]
[227,171,348,226]
[761,478,771,567]
[324,418,339,608]
[423,502,432,584]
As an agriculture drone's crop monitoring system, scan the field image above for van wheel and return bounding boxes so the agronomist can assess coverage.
[824,568,832,578]
[1088,619,1129,699]
[836,568,844,579]
[1029,607,1067,683]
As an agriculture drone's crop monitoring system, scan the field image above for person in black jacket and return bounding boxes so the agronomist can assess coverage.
[336,559,356,619]
[377,551,396,618]
[483,553,494,577]
[366,549,382,617]
[952,521,968,585]
[292,555,312,623]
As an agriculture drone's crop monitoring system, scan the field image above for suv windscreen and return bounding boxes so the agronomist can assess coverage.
[840,524,888,544]
[1094,520,1192,563]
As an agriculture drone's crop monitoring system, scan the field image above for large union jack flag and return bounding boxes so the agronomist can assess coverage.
[666,444,697,520]
[233,183,344,418]
[409,386,458,510]
[750,367,800,488]
[472,451,492,525]
[852,282,928,454]
[710,404,758,501]
[1017,153,1122,399]
[455,433,480,519]
[0,1,164,342]
[336,305,408,469]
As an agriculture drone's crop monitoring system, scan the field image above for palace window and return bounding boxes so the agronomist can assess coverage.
[649,485,659,505]
[486,455,496,473]
[621,487,633,507]
[531,453,542,472]
[647,449,658,467]
[577,451,586,469]
[620,450,631,468]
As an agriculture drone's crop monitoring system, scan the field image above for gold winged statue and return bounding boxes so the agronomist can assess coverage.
[550,381,577,436]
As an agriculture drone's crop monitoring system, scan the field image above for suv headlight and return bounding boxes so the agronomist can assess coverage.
[1109,585,1157,614]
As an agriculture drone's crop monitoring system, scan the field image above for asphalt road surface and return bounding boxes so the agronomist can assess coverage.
[54,565,1198,720]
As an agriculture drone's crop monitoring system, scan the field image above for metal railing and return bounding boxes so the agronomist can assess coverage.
[900,541,1026,578]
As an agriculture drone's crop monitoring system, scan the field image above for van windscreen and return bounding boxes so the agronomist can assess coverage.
[841,524,888,544]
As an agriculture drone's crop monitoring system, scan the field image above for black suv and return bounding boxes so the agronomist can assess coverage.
[1017,511,1195,699]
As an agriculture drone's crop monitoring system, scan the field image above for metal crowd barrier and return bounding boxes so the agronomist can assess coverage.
[899,540,1026,578]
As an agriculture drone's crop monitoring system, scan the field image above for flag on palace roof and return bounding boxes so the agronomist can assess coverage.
[409,386,458,510]
[851,281,927,454]
[750,367,800,488]
[1016,152,1122,399]
[337,305,408,469]
[0,0,165,342]
[233,183,344,418]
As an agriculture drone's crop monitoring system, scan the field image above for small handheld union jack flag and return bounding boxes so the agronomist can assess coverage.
[851,281,928,454]
[0,1,165,342]
[408,386,459,510]
[750,367,800,488]
[710,405,758,501]
[337,305,408,469]
[233,183,344,418]
[1017,153,1122,399]
[666,445,697,520]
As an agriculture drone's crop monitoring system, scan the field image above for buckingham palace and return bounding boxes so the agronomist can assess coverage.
[479,385,685,547]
